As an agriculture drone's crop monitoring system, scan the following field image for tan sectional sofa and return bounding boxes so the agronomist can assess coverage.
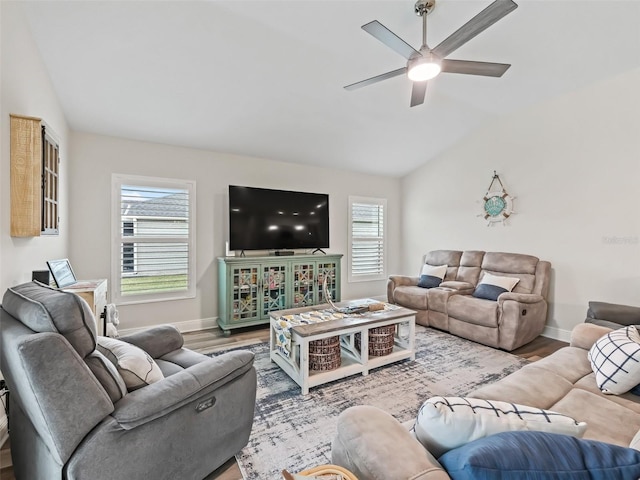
[331,322,640,479]
[388,250,551,351]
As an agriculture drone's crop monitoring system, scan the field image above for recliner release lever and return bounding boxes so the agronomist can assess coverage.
[196,396,216,412]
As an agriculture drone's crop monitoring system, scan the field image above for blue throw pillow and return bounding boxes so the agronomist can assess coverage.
[417,264,447,289]
[472,273,519,301]
[439,431,640,480]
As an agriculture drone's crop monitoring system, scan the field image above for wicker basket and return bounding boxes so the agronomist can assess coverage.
[355,325,396,357]
[283,464,358,480]
[309,336,341,371]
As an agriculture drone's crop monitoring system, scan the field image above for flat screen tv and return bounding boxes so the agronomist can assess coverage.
[228,185,329,252]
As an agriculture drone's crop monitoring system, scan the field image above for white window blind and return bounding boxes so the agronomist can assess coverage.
[349,197,386,282]
[112,175,196,304]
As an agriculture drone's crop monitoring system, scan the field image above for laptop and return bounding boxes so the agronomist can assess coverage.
[46,258,78,288]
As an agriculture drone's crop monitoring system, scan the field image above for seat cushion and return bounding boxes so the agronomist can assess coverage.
[550,388,640,447]
[393,285,428,310]
[574,374,640,415]
[439,431,640,480]
[447,295,498,327]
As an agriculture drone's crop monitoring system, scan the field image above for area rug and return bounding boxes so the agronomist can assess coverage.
[218,326,529,480]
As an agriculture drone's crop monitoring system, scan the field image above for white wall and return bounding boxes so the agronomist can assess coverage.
[401,68,640,339]
[69,132,401,330]
[0,1,69,294]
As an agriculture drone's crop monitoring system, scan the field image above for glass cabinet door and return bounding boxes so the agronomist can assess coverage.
[316,261,339,303]
[231,265,260,322]
[291,262,315,307]
[262,264,287,315]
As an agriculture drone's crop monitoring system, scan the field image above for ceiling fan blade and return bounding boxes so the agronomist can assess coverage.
[410,81,428,107]
[432,0,518,59]
[362,20,420,60]
[441,59,511,77]
[344,67,407,91]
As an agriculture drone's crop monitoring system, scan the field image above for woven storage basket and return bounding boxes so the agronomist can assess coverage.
[283,464,358,480]
[309,336,341,371]
[355,324,396,357]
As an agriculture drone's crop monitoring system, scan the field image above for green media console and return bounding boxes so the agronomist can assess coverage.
[217,254,342,335]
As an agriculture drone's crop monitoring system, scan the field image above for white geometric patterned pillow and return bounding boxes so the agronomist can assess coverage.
[413,396,587,457]
[588,326,640,395]
[97,336,164,392]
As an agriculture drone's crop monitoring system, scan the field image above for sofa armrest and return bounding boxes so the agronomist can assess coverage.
[11,333,114,464]
[439,281,475,293]
[112,350,254,429]
[496,294,548,351]
[388,276,420,303]
[497,292,544,305]
[389,275,420,287]
[118,325,184,359]
[587,301,640,327]
[570,323,613,350]
[332,406,450,480]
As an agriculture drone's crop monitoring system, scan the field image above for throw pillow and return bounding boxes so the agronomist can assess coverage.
[472,273,519,301]
[97,336,164,391]
[588,326,640,395]
[630,429,640,451]
[413,396,587,457]
[417,264,447,289]
[439,431,640,480]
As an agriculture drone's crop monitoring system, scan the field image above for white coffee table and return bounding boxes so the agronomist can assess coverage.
[269,300,416,394]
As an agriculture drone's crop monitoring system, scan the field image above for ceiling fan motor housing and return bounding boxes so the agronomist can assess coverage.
[415,0,436,16]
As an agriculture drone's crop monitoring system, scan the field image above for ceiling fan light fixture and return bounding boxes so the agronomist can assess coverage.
[407,54,441,81]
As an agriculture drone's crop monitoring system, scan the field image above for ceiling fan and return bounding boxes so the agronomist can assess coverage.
[344,0,518,107]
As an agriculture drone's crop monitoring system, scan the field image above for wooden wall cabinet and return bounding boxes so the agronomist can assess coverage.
[217,254,342,335]
[10,114,59,237]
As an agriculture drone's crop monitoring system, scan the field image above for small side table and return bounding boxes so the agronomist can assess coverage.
[63,279,108,335]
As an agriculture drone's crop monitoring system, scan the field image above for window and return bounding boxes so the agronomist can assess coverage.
[41,125,60,235]
[348,196,386,282]
[122,221,135,272]
[112,174,196,304]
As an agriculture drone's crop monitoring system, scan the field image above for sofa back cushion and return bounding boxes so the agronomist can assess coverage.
[455,251,484,285]
[480,252,539,294]
[2,281,97,358]
[424,250,463,282]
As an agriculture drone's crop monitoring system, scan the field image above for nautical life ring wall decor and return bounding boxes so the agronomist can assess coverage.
[479,171,515,226]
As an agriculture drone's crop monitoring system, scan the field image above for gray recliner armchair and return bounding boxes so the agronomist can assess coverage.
[0,281,257,480]
[585,301,640,330]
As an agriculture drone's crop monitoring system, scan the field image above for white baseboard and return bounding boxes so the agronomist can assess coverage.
[117,317,219,336]
[542,325,572,343]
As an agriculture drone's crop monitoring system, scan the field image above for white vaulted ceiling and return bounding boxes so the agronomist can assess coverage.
[19,0,640,177]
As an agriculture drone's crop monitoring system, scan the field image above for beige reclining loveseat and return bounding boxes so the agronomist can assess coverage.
[388,250,551,351]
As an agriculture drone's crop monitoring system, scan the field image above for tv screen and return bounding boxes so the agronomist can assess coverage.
[228,185,329,252]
